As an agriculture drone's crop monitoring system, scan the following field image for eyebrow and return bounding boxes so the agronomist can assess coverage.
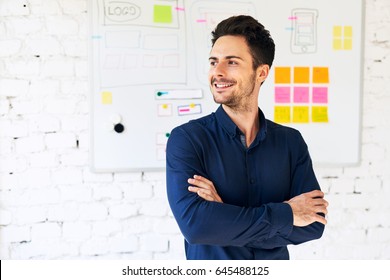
[208,55,244,61]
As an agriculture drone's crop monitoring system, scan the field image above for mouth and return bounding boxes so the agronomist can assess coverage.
[212,79,235,90]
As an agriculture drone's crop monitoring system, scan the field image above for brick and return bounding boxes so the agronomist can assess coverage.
[0,209,12,225]
[7,59,41,77]
[59,0,87,14]
[47,202,80,222]
[29,80,60,96]
[329,177,355,194]
[0,155,28,173]
[122,182,153,200]
[52,167,83,185]
[31,222,61,239]
[13,206,47,225]
[63,39,88,57]
[58,185,92,203]
[60,151,88,166]
[80,237,109,256]
[0,137,13,155]
[109,204,139,219]
[45,132,77,149]
[29,151,59,167]
[41,59,74,78]
[0,97,9,114]
[108,235,138,253]
[153,218,181,234]
[6,17,44,35]
[30,0,61,16]
[139,199,168,217]
[79,203,108,221]
[0,0,30,16]
[140,234,169,252]
[0,225,31,243]
[93,185,122,201]
[30,115,61,133]
[46,16,79,36]
[83,169,113,183]
[92,220,122,237]
[24,37,62,56]
[62,221,91,240]
[355,176,382,193]
[15,135,45,154]
[0,78,29,97]
[0,40,22,57]
[122,216,154,234]
[19,188,61,206]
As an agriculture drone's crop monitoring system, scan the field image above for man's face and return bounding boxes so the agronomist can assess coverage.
[208,35,260,110]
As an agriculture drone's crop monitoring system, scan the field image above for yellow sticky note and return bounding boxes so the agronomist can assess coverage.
[312,106,329,123]
[293,106,309,123]
[102,91,112,105]
[189,103,195,108]
[274,106,291,123]
[344,26,353,37]
[162,104,168,109]
[294,67,310,84]
[333,26,342,37]
[275,67,291,84]
[344,38,353,50]
[313,67,329,84]
[333,39,342,50]
[154,5,172,23]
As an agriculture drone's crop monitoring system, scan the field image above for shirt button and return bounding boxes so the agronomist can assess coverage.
[250,179,255,184]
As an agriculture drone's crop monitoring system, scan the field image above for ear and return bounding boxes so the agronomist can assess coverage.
[257,64,270,84]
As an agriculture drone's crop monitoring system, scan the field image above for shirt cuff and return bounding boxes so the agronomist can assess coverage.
[268,202,294,238]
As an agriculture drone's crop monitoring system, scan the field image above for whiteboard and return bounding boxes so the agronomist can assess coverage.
[89,0,364,172]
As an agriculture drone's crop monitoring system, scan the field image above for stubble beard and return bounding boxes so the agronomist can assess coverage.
[211,72,257,113]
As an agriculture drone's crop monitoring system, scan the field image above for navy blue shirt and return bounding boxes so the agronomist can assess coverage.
[166,105,324,260]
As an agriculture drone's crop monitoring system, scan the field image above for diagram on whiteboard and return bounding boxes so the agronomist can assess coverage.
[90,0,363,171]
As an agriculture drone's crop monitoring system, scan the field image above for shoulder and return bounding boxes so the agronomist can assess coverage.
[171,113,216,136]
[265,119,306,147]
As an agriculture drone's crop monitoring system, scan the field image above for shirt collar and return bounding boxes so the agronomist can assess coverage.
[215,105,268,142]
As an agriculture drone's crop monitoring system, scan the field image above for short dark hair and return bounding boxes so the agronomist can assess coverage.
[211,15,275,70]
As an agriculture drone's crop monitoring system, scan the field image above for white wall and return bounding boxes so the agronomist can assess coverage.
[0,0,389,259]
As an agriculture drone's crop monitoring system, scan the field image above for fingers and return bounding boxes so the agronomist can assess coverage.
[187,175,223,203]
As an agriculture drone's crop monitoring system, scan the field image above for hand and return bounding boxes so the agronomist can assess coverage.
[188,175,223,203]
[285,190,328,227]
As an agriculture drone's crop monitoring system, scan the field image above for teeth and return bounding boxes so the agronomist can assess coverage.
[215,83,233,88]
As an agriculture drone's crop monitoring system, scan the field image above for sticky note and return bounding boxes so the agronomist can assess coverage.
[294,67,310,84]
[158,103,172,116]
[275,87,291,103]
[275,67,291,84]
[344,38,353,50]
[293,106,309,123]
[312,87,328,103]
[344,26,353,37]
[333,26,342,37]
[293,87,310,103]
[154,5,172,23]
[274,106,291,123]
[313,67,329,84]
[333,39,342,50]
[312,106,329,122]
[101,91,112,105]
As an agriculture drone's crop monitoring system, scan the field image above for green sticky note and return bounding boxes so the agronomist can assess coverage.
[154,5,172,23]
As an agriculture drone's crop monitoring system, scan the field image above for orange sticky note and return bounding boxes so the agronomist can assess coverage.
[275,67,291,84]
[313,67,329,84]
[293,106,309,123]
[274,106,291,123]
[312,106,329,123]
[294,67,310,83]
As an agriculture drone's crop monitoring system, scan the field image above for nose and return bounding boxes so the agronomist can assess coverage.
[210,62,226,77]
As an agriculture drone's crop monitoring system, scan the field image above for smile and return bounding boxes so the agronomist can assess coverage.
[214,82,234,89]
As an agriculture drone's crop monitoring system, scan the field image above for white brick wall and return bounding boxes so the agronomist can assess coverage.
[0,0,389,260]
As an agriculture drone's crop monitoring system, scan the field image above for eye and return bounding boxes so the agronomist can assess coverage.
[209,61,217,66]
[228,60,238,65]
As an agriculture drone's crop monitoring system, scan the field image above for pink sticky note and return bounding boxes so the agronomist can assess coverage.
[275,87,291,103]
[293,87,309,103]
[312,87,328,103]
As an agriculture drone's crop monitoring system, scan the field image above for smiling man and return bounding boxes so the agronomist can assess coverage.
[166,15,328,260]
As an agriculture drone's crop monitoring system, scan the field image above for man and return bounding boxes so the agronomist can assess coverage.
[166,15,328,260]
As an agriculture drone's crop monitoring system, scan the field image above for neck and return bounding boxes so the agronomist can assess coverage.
[222,103,260,147]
